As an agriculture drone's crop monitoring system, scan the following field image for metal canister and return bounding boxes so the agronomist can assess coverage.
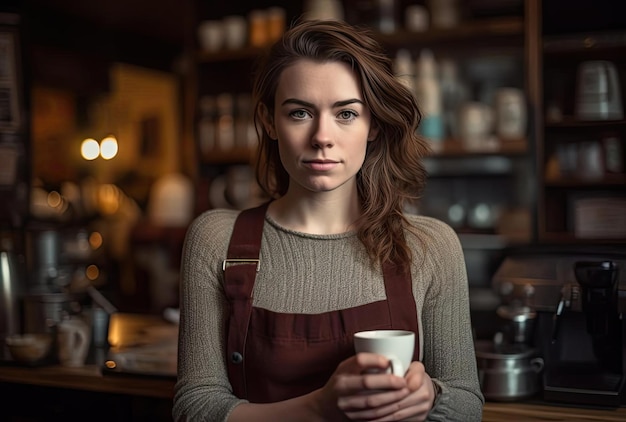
[496,304,537,345]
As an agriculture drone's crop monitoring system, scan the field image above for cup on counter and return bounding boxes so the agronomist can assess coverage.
[57,317,91,367]
[354,330,415,376]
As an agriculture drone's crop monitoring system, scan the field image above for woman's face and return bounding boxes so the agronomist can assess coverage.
[264,59,377,197]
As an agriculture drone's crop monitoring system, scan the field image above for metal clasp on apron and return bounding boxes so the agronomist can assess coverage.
[222,259,261,272]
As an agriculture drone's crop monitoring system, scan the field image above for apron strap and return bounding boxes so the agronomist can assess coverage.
[382,261,420,362]
[224,201,269,399]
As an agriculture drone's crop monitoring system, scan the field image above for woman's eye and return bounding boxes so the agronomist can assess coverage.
[338,110,357,121]
[289,110,310,120]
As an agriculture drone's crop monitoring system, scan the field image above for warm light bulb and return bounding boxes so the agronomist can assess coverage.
[89,231,103,250]
[81,138,100,160]
[85,264,100,281]
[100,136,118,160]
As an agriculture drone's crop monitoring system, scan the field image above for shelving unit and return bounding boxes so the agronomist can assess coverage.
[180,1,540,287]
[537,0,626,245]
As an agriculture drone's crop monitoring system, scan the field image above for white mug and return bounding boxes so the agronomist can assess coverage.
[354,330,415,376]
[57,318,91,367]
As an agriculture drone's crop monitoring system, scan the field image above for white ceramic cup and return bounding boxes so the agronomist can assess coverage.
[354,330,415,376]
[57,318,91,367]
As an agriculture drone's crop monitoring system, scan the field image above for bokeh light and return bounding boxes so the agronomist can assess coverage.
[81,138,100,160]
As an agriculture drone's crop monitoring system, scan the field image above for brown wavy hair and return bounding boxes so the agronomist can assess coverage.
[252,19,430,273]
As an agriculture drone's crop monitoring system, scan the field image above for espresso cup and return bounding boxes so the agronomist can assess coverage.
[354,330,415,376]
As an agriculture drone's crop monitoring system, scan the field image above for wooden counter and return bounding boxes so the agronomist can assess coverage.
[2,363,625,421]
[0,363,175,422]
[0,363,175,399]
[483,401,626,422]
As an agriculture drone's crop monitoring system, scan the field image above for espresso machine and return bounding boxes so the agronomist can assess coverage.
[493,251,626,407]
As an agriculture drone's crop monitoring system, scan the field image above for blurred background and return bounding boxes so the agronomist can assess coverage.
[0,0,624,332]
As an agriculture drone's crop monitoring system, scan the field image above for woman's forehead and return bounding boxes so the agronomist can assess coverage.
[275,59,364,103]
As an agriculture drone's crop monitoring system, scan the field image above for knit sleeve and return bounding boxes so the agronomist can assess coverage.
[172,209,247,422]
[408,216,485,421]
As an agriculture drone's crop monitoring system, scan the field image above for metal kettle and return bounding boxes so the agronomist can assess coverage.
[575,60,624,121]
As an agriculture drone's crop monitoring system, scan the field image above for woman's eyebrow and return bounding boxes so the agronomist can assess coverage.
[281,98,364,107]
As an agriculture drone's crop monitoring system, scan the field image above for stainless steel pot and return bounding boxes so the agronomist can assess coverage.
[475,340,544,401]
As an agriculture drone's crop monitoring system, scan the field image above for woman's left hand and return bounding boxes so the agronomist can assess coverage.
[340,361,436,421]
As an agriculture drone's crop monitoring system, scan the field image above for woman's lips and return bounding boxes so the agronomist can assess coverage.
[303,160,339,171]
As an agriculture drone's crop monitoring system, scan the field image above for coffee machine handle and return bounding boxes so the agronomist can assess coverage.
[551,283,580,344]
[550,296,565,344]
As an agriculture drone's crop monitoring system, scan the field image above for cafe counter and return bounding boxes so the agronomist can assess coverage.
[0,312,177,421]
[2,362,626,421]
[0,363,174,421]
[1,312,625,421]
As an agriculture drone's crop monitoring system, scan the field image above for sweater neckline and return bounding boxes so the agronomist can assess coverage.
[264,214,358,240]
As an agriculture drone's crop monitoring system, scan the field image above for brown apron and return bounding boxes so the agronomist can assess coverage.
[224,202,419,403]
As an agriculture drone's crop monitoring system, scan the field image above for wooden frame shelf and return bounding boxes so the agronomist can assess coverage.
[540,231,626,245]
[375,16,524,47]
[545,119,626,130]
[199,147,256,165]
[429,138,529,158]
[544,175,626,187]
[194,16,524,64]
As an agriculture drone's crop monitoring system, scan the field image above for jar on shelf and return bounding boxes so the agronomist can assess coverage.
[216,93,235,150]
[235,93,257,149]
[415,49,444,149]
[198,96,217,155]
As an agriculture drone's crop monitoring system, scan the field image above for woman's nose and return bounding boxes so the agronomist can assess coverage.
[311,115,334,149]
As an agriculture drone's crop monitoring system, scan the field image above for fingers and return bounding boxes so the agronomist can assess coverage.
[344,385,433,422]
[336,361,435,422]
[340,388,411,420]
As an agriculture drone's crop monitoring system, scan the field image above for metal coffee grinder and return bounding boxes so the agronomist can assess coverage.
[22,227,83,335]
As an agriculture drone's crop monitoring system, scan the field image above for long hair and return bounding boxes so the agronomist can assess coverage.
[252,19,430,273]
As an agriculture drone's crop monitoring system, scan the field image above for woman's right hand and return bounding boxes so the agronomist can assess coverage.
[310,353,411,421]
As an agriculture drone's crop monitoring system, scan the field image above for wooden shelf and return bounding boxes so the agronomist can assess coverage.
[543,30,626,54]
[376,16,524,47]
[199,147,256,164]
[545,118,626,129]
[429,138,528,158]
[195,16,524,64]
[196,45,268,63]
[544,174,626,187]
[539,231,626,245]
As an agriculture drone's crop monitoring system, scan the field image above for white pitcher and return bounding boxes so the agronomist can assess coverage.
[57,317,91,367]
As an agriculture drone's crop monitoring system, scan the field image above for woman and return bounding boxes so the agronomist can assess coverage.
[173,19,483,421]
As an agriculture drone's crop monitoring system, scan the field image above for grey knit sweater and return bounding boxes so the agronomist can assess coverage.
[173,209,484,421]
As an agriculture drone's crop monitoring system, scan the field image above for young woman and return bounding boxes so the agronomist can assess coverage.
[173,19,483,422]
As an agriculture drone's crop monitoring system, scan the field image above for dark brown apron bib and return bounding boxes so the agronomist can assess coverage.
[224,202,419,403]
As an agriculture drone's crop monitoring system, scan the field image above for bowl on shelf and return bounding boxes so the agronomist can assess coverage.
[5,333,53,365]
